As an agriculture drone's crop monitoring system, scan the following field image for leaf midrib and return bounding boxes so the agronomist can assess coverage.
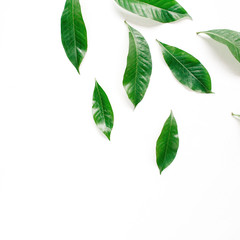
[162,115,173,170]
[71,0,78,66]
[128,28,140,105]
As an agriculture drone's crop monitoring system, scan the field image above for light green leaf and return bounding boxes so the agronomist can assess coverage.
[197,29,240,63]
[123,22,152,108]
[156,111,179,174]
[157,40,212,93]
[92,81,114,140]
[61,0,87,73]
[114,0,191,23]
[232,113,240,119]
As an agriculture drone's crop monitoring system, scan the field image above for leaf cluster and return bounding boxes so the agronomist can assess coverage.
[61,0,240,174]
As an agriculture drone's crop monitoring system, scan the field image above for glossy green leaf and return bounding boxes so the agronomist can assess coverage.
[157,40,212,93]
[123,22,152,108]
[156,111,179,174]
[114,0,191,23]
[92,81,114,140]
[232,113,240,119]
[61,0,87,73]
[197,29,240,63]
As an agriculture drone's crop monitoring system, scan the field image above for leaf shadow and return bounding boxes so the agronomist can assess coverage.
[199,37,240,76]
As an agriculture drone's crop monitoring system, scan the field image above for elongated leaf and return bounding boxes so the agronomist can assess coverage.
[92,81,114,140]
[156,111,179,174]
[61,0,87,73]
[197,29,240,63]
[123,22,152,108]
[114,0,191,23]
[157,40,212,93]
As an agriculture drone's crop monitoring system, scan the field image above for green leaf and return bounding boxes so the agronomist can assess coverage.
[197,29,240,63]
[92,81,114,141]
[157,40,212,93]
[114,0,191,23]
[61,0,87,73]
[123,22,152,108]
[156,111,179,174]
[232,113,240,119]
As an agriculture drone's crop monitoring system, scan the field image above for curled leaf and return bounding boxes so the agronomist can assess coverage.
[114,0,191,23]
[197,29,240,63]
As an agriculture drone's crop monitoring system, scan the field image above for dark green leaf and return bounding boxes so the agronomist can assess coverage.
[123,22,152,108]
[157,40,212,93]
[114,0,191,23]
[197,29,240,63]
[92,81,114,140]
[61,0,87,73]
[156,111,179,174]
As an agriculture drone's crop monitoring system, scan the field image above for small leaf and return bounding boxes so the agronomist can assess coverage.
[123,22,152,108]
[92,81,114,140]
[197,29,240,63]
[232,113,240,119]
[61,0,87,73]
[114,0,191,23]
[156,111,179,174]
[157,40,212,93]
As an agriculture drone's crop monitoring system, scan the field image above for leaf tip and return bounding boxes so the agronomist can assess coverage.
[187,14,193,21]
[94,79,100,88]
[75,66,80,74]
[133,102,138,110]
[105,132,111,141]
[156,40,165,48]
[124,20,129,27]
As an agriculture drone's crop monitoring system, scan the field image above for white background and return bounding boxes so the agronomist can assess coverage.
[0,0,240,239]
